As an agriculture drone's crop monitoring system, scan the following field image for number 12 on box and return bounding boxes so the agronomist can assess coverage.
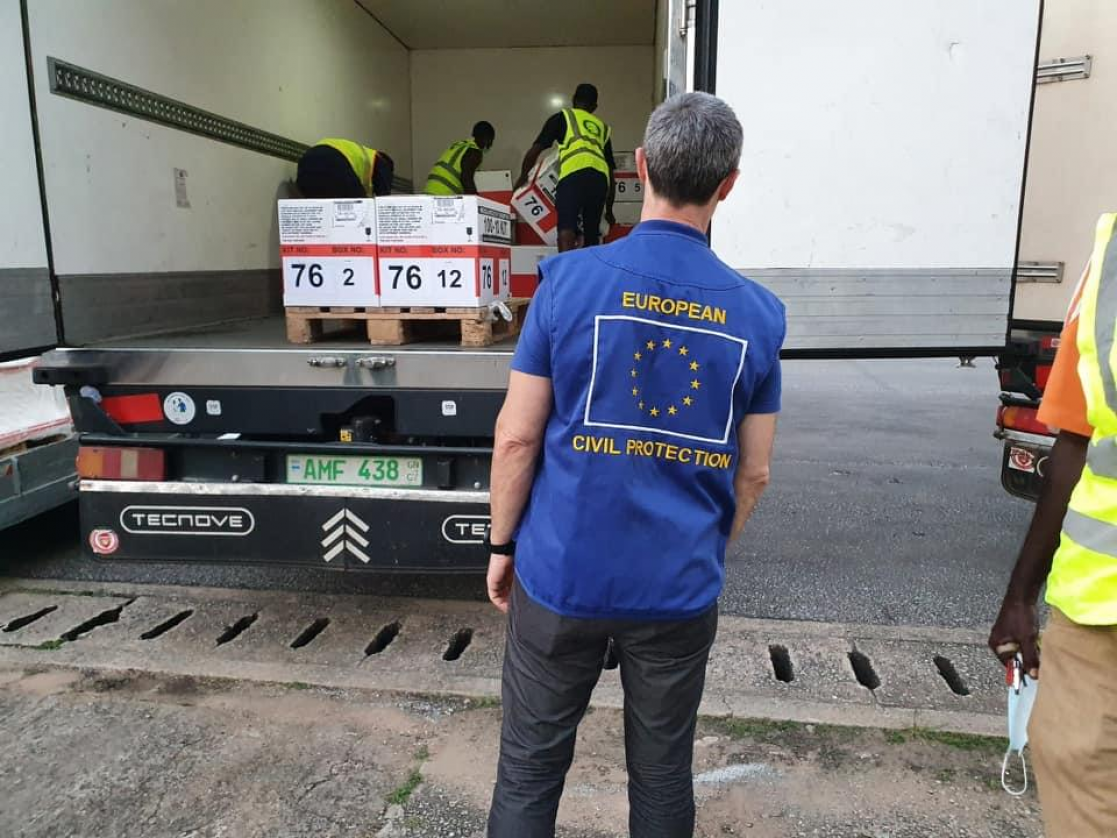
[282,257,377,306]
[380,258,495,307]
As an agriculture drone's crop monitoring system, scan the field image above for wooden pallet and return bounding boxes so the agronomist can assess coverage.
[285,299,530,347]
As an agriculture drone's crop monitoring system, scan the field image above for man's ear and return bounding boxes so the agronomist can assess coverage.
[635,147,649,184]
[718,169,740,203]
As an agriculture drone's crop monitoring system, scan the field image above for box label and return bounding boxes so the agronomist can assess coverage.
[480,207,513,245]
[379,256,480,307]
[282,256,377,306]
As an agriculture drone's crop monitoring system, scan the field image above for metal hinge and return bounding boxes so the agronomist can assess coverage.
[1016,261,1064,284]
[1036,56,1092,84]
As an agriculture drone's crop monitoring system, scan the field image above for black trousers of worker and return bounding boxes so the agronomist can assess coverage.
[555,168,609,246]
[487,579,718,838]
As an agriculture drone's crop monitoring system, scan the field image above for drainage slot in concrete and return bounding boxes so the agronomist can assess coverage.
[848,650,881,691]
[933,655,971,696]
[2,606,58,633]
[60,599,135,642]
[140,609,194,640]
[215,613,258,646]
[365,621,401,656]
[442,628,474,662]
[769,644,795,683]
[603,639,619,670]
[291,618,330,649]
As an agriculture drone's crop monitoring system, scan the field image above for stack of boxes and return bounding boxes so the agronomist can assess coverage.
[278,196,512,311]
[277,151,641,312]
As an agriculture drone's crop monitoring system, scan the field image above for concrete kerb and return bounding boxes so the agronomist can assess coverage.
[0,577,1007,738]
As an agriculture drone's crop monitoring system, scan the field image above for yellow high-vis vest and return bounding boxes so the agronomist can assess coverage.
[317,138,377,196]
[424,139,480,195]
[1049,212,1117,624]
[557,108,611,182]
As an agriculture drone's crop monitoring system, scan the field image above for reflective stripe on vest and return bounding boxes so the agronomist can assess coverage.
[425,139,478,195]
[557,108,611,182]
[1048,212,1117,625]
[317,138,376,196]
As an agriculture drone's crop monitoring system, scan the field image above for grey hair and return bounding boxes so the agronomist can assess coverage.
[642,92,742,206]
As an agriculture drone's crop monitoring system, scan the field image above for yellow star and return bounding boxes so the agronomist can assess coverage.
[678,346,689,356]
[634,351,642,361]
[646,340,656,351]
[638,401,645,410]
[649,406,660,417]
[631,387,639,396]
[662,338,673,349]
[691,379,701,390]
[631,369,638,378]
[683,396,693,406]
[668,405,678,415]
[689,360,699,371]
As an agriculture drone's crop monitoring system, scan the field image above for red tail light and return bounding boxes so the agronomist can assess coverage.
[78,446,166,481]
[998,406,1051,436]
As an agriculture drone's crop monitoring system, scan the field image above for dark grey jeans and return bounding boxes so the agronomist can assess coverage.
[487,579,719,838]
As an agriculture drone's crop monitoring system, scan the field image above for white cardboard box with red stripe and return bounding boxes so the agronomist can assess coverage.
[376,195,512,308]
[511,152,559,246]
[278,198,378,307]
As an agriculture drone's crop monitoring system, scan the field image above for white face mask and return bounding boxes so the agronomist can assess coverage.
[1002,655,1038,796]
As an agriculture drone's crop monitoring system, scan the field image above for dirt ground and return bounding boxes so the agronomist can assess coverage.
[0,665,1042,838]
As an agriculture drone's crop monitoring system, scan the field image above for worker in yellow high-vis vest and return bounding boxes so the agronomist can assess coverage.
[990,213,1117,837]
[424,122,496,196]
[296,138,395,198]
[517,83,616,252]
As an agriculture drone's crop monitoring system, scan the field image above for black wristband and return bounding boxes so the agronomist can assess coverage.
[486,536,516,556]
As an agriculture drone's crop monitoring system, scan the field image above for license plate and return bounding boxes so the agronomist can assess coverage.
[286,455,423,487]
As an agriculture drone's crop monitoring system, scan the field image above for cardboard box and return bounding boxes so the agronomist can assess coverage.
[613,171,643,204]
[511,152,559,246]
[376,195,512,307]
[278,199,378,307]
[612,202,642,226]
[613,151,636,172]
[510,245,557,297]
[476,170,512,207]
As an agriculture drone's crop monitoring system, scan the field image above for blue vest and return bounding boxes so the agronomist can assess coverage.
[509,220,786,620]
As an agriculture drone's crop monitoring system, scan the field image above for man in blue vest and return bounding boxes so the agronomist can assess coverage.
[486,92,786,837]
[516,83,617,252]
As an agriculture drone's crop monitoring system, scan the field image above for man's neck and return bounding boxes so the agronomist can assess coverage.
[639,196,714,235]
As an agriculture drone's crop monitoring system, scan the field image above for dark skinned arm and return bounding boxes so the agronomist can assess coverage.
[515,143,546,190]
[988,430,1088,676]
[460,148,483,195]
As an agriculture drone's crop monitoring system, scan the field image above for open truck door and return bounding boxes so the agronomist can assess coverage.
[0,1,76,532]
[698,0,1043,357]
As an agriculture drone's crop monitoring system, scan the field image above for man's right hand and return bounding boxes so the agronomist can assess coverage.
[988,597,1040,678]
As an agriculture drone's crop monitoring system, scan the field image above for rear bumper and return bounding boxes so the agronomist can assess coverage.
[79,480,490,571]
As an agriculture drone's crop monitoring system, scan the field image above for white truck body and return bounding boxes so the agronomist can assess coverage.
[1,0,1044,560]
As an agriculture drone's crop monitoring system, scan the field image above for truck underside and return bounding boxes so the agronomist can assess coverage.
[36,317,510,570]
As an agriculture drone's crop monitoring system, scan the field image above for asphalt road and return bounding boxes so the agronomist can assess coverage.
[1,358,1031,630]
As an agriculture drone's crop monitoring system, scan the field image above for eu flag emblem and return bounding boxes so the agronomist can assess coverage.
[584,315,748,444]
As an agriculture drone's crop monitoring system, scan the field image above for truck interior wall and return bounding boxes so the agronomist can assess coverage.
[409,46,655,177]
[0,0,53,354]
[711,0,1041,351]
[1014,0,1117,322]
[25,0,410,345]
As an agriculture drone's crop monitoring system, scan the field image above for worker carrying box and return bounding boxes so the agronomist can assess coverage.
[515,83,617,252]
